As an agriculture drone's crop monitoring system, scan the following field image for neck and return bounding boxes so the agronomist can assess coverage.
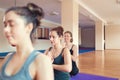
[53,43,62,50]
[65,41,72,46]
[16,39,34,57]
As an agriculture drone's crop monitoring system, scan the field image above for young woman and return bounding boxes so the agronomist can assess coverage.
[44,26,72,80]
[64,31,79,76]
[0,3,54,80]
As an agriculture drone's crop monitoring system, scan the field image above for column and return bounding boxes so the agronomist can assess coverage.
[95,21,104,50]
[61,0,79,46]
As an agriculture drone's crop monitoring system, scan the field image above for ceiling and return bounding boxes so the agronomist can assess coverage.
[0,0,120,27]
[79,0,120,25]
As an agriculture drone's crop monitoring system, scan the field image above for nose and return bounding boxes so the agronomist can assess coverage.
[64,36,67,39]
[4,26,10,34]
[49,37,53,41]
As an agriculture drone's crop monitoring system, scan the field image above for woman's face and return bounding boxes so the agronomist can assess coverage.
[3,11,28,46]
[64,33,71,43]
[49,31,61,46]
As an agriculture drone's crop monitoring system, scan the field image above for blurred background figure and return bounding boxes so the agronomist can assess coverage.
[64,31,79,76]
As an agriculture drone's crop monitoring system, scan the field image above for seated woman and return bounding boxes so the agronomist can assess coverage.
[44,26,72,80]
[0,3,54,80]
[64,31,79,76]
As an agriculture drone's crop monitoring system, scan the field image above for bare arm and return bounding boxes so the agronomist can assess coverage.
[53,48,72,72]
[36,54,54,80]
[71,45,78,62]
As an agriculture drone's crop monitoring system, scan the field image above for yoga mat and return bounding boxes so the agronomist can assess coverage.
[79,48,95,54]
[71,73,118,80]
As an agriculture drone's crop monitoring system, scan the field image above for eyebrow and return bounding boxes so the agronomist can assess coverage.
[4,20,13,23]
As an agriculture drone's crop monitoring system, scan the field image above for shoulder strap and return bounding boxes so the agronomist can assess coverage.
[23,50,39,68]
[48,47,52,51]
[1,52,15,75]
[45,47,52,55]
[71,44,74,49]
[61,48,65,54]
[22,50,40,79]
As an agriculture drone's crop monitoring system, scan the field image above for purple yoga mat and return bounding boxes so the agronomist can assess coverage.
[70,73,118,80]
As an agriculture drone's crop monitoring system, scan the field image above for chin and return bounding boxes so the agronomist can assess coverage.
[7,39,16,46]
[51,43,55,46]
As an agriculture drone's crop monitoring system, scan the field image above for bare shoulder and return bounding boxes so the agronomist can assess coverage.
[34,53,51,65]
[63,47,69,52]
[34,53,52,72]
[72,44,77,50]
[33,53,54,80]
[73,44,77,48]
[62,47,70,55]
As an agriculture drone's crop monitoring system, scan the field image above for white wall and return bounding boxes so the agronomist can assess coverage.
[105,24,120,49]
[79,27,81,45]
[33,39,51,50]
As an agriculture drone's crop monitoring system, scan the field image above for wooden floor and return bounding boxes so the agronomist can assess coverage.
[0,50,120,79]
[79,49,120,79]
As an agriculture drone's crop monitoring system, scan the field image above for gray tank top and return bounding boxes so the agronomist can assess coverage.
[0,50,39,80]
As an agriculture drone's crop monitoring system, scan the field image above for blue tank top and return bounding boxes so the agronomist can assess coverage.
[0,50,39,80]
[52,48,70,80]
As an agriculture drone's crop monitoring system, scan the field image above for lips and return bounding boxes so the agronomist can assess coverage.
[51,41,55,45]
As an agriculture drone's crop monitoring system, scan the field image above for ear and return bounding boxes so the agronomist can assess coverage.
[26,23,33,33]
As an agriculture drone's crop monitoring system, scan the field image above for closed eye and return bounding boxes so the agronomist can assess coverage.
[3,22,7,28]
